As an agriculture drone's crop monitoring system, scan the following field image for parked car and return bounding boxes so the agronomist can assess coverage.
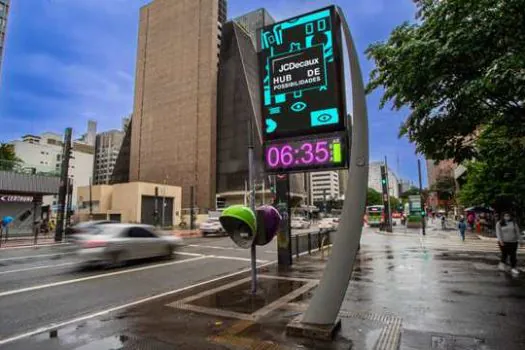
[71,223,182,266]
[199,218,225,236]
[291,217,311,229]
[319,218,336,233]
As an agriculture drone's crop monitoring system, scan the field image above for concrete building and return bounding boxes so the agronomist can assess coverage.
[398,179,414,195]
[0,0,9,82]
[426,159,455,188]
[129,0,227,210]
[76,182,181,227]
[10,128,95,213]
[338,169,349,197]
[93,128,126,185]
[310,171,340,204]
[368,161,400,198]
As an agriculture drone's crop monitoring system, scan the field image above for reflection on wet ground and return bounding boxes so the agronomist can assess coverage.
[5,228,525,350]
[190,278,306,314]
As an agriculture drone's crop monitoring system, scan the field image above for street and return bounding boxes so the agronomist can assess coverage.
[0,236,278,343]
[0,222,523,349]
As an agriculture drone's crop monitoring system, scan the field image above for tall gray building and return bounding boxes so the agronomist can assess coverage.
[215,8,306,205]
[0,0,10,80]
[93,125,126,185]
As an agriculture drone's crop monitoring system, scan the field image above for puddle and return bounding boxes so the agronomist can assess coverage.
[74,335,128,350]
[190,278,306,314]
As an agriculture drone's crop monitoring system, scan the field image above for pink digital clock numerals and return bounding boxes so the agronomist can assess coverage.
[265,139,333,169]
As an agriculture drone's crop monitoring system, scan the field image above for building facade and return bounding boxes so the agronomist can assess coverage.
[77,182,182,227]
[93,128,126,185]
[0,0,9,81]
[129,0,226,210]
[368,161,400,198]
[426,159,455,188]
[11,130,95,212]
[310,171,340,204]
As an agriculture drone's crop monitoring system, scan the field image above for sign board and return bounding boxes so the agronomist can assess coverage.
[408,195,421,210]
[259,6,348,173]
[0,195,34,203]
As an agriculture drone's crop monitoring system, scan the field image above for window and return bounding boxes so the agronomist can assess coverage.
[126,227,157,238]
[56,154,61,161]
[41,151,45,155]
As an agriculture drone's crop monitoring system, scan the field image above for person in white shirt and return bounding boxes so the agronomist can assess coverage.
[496,212,521,276]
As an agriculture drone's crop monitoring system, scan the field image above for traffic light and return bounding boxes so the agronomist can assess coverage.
[421,210,426,216]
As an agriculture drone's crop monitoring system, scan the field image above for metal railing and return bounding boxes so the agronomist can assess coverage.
[291,229,334,259]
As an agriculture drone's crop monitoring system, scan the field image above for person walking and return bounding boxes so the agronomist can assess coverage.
[496,212,521,276]
[458,217,467,241]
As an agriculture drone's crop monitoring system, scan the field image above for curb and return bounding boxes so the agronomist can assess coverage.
[173,230,202,238]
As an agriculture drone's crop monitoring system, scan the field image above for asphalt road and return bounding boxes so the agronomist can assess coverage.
[0,236,279,344]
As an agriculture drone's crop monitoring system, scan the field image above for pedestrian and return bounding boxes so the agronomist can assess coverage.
[467,212,475,231]
[458,217,467,241]
[496,212,521,276]
[1,216,13,244]
[441,215,446,230]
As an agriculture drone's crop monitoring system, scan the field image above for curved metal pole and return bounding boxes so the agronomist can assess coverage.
[302,7,369,325]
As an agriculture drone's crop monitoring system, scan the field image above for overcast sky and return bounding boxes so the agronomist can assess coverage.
[0,0,427,184]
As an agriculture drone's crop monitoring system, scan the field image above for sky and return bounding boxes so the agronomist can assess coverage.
[0,0,427,185]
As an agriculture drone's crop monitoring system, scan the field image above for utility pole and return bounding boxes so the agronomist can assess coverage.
[55,127,72,242]
[384,156,393,232]
[88,176,93,219]
[380,164,391,232]
[189,186,195,230]
[248,118,257,294]
[65,178,73,231]
[418,159,426,235]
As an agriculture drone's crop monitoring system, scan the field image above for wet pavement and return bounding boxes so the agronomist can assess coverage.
[2,225,525,349]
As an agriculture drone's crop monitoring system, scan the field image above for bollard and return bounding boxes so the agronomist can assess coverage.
[295,234,300,258]
[308,232,312,255]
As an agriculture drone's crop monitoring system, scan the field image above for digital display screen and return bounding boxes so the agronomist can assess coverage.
[264,133,348,173]
[259,6,346,141]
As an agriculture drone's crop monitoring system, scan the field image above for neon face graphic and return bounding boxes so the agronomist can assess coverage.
[259,6,346,140]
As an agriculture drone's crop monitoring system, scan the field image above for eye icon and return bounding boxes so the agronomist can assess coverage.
[291,101,307,112]
[317,114,332,123]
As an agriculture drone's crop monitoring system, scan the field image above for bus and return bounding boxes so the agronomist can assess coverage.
[365,205,384,227]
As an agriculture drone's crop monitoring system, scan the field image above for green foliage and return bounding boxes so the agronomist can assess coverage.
[431,175,456,201]
[366,0,525,163]
[367,188,382,206]
[389,196,401,211]
[400,187,420,199]
[458,125,525,220]
[0,143,22,170]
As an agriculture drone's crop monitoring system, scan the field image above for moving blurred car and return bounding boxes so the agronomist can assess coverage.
[199,218,225,236]
[71,223,182,266]
[65,220,117,236]
[291,217,311,229]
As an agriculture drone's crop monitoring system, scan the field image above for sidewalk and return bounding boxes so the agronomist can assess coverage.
[0,236,59,249]
[5,231,525,350]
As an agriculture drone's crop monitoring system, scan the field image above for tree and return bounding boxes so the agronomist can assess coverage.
[0,143,21,171]
[367,188,382,206]
[400,187,420,200]
[366,0,525,163]
[431,174,456,201]
[458,125,525,221]
[389,196,401,212]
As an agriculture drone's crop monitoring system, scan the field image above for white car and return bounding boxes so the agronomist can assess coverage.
[199,219,225,236]
[71,224,182,266]
[319,218,336,233]
[291,217,311,229]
